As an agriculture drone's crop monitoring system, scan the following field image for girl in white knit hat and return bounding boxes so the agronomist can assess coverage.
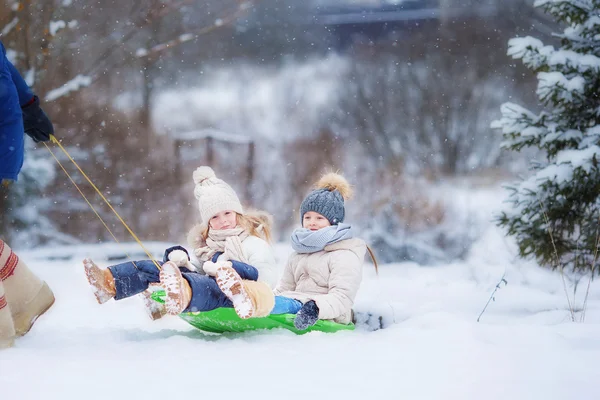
[83,166,278,319]
[214,172,367,330]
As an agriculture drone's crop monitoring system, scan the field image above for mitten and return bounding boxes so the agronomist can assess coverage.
[168,250,190,266]
[22,95,54,143]
[163,245,190,263]
[203,260,231,276]
[294,300,319,330]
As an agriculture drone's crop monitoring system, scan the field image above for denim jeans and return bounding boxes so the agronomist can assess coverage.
[271,296,303,315]
[108,260,232,313]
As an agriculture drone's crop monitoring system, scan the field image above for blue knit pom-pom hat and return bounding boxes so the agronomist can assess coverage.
[300,172,353,225]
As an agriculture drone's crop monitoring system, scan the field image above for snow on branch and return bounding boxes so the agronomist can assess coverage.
[516,145,600,198]
[45,74,92,101]
[548,49,600,73]
[537,71,585,103]
[564,15,600,41]
[534,0,595,21]
[49,20,66,36]
[135,3,251,60]
[510,35,600,74]
[508,36,554,70]
[492,102,545,148]
[49,20,78,36]
[555,145,600,173]
[1,17,19,36]
[540,129,583,146]
[57,1,255,99]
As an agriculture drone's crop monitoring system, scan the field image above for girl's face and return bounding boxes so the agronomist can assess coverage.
[303,211,331,231]
[209,210,238,230]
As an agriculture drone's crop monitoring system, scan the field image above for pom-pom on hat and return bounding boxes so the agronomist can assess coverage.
[193,166,243,223]
[300,172,353,225]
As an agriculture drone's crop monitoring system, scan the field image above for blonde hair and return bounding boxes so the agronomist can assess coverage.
[200,212,273,243]
[237,213,273,243]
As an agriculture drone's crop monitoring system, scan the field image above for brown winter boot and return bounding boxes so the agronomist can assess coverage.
[140,288,167,320]
[159,261,192,315]
[0,282,15,349]
[0,240,55,336]
[215,266,256,319]
[83,258,116,304]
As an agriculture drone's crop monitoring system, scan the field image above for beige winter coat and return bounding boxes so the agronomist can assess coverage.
[274,238,366,324]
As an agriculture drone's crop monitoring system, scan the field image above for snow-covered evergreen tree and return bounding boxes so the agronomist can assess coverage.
[493,0,600,273]
[2,145,57,245]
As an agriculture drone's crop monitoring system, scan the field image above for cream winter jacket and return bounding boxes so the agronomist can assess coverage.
[274,238,366,324]
[187,226,279,289]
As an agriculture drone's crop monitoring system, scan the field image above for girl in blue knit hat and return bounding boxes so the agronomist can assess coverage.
[215,172,367,330]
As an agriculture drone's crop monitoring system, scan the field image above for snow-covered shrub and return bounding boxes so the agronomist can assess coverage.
[357,168,478,265]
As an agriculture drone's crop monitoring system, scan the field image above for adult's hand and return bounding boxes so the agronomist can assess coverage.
[22,95,54,143]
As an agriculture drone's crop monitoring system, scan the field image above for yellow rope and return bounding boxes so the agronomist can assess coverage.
[46,135,161,270]
[43,141,121,244]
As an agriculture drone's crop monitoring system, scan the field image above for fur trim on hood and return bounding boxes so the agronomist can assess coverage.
[187,223,208,251]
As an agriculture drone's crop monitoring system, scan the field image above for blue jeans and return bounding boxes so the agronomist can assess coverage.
[108,260,233,313]
[271,296,303,315]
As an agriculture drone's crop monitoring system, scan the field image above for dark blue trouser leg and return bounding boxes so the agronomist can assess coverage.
[109,260,231,312]
[182,273,233,313]
[108,260,164,300]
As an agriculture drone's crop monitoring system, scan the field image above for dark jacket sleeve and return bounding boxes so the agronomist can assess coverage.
[210,252,259,281]
[229,260,259,281]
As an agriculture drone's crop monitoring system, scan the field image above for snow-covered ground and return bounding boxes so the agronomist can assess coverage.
[2,188,600,399]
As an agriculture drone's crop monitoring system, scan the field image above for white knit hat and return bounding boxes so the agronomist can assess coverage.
[193,166,243,223]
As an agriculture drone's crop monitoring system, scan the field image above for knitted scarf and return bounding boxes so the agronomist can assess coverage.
[194,227,250,263]
[290,223,353,254]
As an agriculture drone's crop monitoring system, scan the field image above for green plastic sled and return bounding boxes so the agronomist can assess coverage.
[150,290,354,335]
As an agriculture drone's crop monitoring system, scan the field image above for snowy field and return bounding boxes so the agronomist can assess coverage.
[2,188,600,399]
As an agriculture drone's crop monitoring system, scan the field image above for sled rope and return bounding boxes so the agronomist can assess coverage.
[45,135,161,270]
[43,142,121,244]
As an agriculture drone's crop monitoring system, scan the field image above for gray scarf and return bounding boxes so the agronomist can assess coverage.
[290,223,353,254]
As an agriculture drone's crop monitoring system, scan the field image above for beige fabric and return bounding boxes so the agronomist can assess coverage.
[0,240,55,337]
[242,280,275,317]
[192,166,244,223]
[11,282,54,336]
[188,225,279,289]
[194,227,250,263]
[274,238,366,324]
[0,281,15,349]
[0,240,44,317]
[223,235,248,264]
